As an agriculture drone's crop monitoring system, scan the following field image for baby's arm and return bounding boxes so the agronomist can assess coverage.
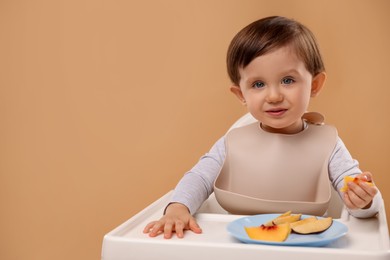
[143,136,226,238]
[168,136,226,214]
[329,138,382,217]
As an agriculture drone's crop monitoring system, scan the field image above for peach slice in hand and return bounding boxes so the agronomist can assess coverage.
[340,176,374,192]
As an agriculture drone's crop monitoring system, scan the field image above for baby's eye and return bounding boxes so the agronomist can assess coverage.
[281,77,295,85]
[252,81,265,89]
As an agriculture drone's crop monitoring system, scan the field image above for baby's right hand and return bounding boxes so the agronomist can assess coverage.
[143,203,202,239]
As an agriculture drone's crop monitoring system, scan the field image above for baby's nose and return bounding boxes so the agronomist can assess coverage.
[266,87,283,103]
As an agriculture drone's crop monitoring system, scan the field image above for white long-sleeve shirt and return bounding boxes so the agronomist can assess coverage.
[170,134,382,218]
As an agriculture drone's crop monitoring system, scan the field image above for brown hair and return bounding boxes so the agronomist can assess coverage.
[227,16,325,85]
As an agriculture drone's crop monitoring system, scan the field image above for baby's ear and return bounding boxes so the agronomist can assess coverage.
[311,72,327,97]
[230,85,246,105]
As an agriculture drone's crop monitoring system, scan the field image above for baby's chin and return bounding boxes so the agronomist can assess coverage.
[260,121,304,134]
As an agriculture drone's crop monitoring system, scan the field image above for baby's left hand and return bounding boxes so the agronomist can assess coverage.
[342,172,378,210]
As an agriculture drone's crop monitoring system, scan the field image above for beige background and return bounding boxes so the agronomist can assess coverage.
[1,0,389,259]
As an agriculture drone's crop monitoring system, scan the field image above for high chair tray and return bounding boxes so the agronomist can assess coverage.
[101,191,390,260]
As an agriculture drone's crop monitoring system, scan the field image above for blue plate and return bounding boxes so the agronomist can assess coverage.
[227,214,348,247]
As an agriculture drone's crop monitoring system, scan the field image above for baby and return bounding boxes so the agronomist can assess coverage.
[143,16,381,239]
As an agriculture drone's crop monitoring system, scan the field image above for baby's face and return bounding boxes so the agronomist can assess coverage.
[235,45,314,134]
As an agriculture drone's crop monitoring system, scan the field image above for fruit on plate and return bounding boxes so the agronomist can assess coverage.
[264,211,301,226]
[244,212,334,242]
[292,217,333,234]
[272,214,302,225]
[340,176,374,192]
[245,223,291,242]
[289,216,317,228]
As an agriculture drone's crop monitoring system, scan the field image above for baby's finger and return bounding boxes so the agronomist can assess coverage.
[359,171,373,183]
[143,221,157,233]
[347,184,371,208]
[359,181,378,197]
[348,181,368,200]
[149,222,164,237]
[174,220,185,238]
[189,218,202,234]
[352,180,378,203]
[343,192,358,210]
[163,220,174,239]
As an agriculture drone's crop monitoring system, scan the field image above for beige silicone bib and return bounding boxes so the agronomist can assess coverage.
[214,118,338,216]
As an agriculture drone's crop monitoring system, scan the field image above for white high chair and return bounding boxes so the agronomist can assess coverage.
[101,113,390,260]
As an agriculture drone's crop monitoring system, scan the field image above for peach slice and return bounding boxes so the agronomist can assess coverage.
[340,176,374,192]
[245,223,291,242]
[292,217,333,234]
[264,211,292,226]
[272,214,302,225]
[289,216,317,228]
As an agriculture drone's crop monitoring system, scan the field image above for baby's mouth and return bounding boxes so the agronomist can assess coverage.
[266,108,287,116]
